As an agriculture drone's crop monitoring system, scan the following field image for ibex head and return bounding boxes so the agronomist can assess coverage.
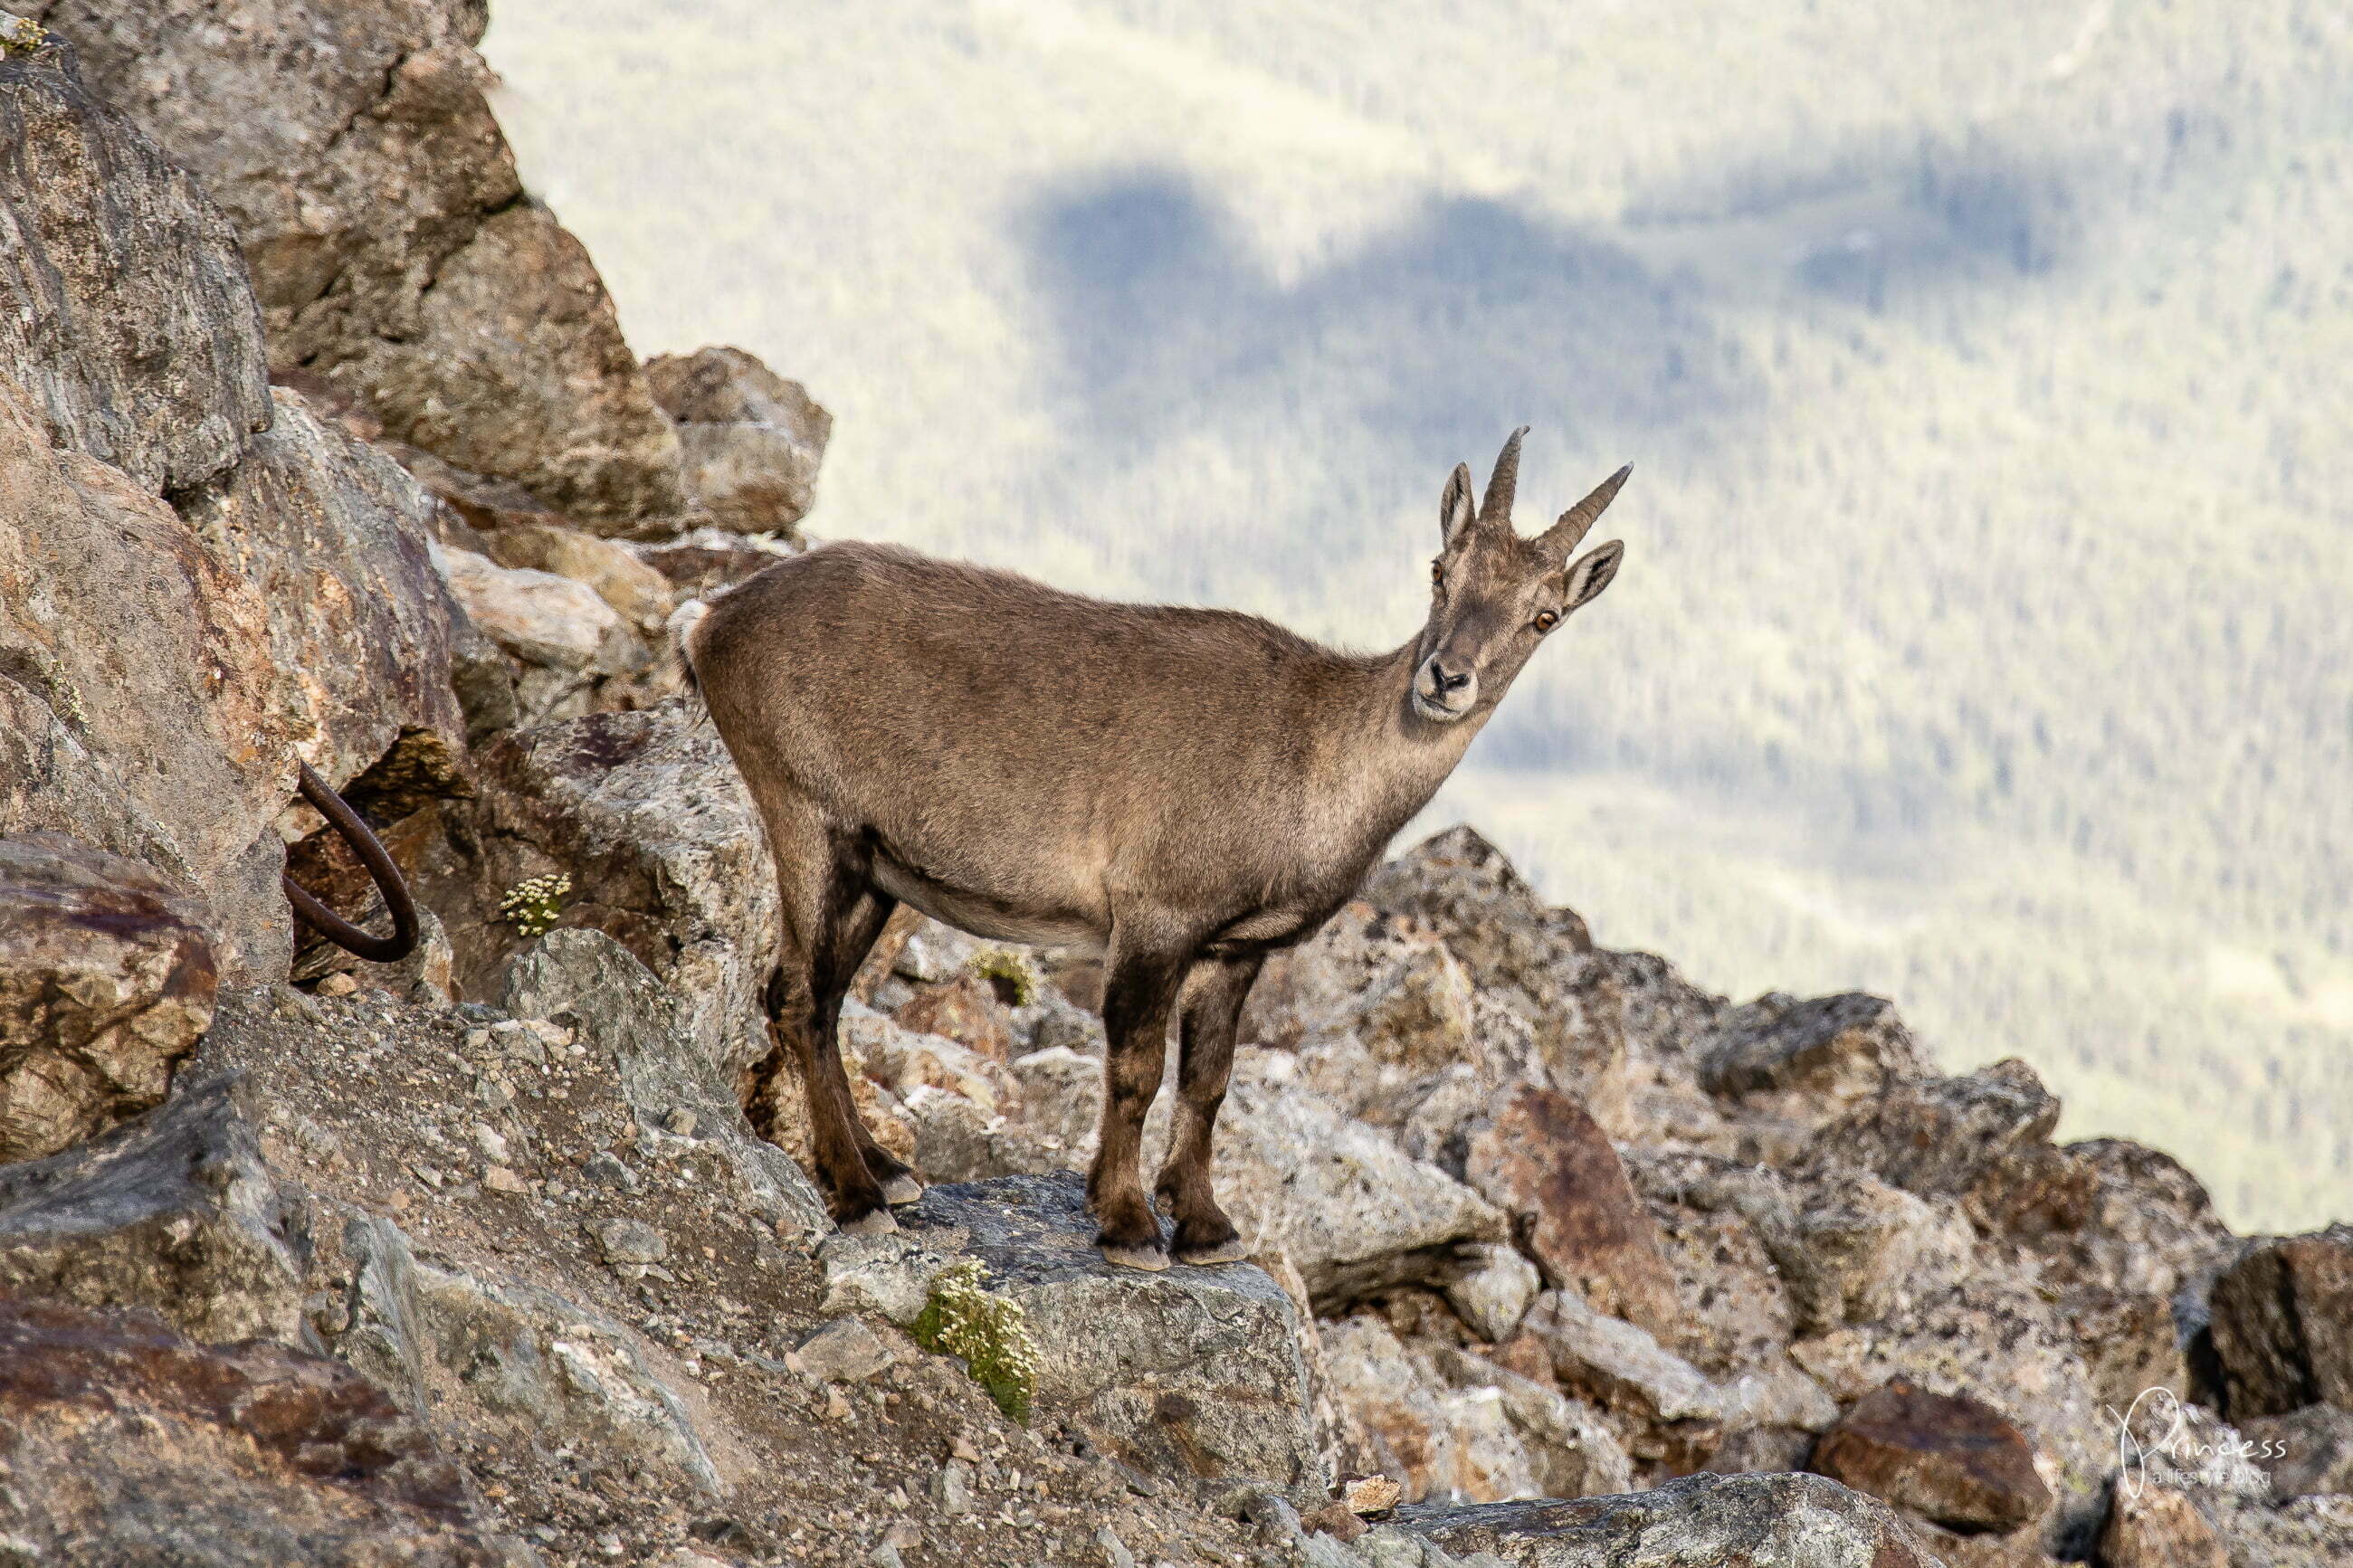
[1412,427,1628,724]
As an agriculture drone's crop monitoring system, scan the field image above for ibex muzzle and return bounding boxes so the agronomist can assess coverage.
[682,430,1630,1269]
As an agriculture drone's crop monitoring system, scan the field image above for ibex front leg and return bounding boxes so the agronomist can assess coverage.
[1090,931,1191,1270]
[1156,954,1260,1266]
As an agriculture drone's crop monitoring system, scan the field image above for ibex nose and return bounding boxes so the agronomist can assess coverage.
[1429,660,1472,694]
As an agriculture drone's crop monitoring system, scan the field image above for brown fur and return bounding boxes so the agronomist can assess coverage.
[687,432,1629,1262]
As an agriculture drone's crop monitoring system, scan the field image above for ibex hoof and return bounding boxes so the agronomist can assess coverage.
[838,1208,900,1237]
[881,1174,925,1207]
[1099,1241,1170,1273]
[1174,1238,1250,1267]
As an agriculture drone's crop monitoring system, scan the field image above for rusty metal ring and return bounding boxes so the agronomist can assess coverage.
[281,761,419,963]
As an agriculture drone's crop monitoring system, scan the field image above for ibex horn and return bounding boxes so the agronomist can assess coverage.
[1540,463,1634,557]
[282,761,420,963]
[1481,425,1530,522]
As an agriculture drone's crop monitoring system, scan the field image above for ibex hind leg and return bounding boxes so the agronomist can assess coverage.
[747,809,919,1227]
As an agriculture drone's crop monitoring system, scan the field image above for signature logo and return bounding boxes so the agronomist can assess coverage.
[2111,1387,2283,1498]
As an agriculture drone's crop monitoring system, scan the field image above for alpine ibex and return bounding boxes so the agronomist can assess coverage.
[681,430,1629,1269]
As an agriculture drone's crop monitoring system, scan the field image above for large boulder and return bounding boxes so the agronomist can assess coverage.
[1196,1050,1510,1307]
[1393,1471,1945,1567]
[1809,1059,2062,1202]
[415,705,778,1077]
[1699,992,1932,1158]
[0,1295,523,1567]
[0,1073,306,1344]
[0,833,216,1162]
[328,1211,725,1495]
[1361,828,1729,1145]
[0,24,270,493]
[0,42,300,976]
[179,387,469,792]
[30,0,684,524]
[828,1170,1327,1501]
[1809,1377,2053,1535]
[1966,1136,2234,1300]
[1789,1278,2113,1548]
[643,347,831,534]
[2207,1224,2353,1419]
[1461,1085,1680,1335]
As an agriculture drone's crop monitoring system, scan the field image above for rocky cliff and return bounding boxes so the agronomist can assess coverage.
[1,7,2348,1568]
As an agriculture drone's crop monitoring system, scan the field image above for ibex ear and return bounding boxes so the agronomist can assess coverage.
[1562,539,1624,611]
[1439,463,1477,546]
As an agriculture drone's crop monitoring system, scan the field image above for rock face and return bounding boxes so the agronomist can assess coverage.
[1462,1085,1679,1335]
[29,0,683,525]
[0,29,270,494]
[1809,1377,2053,1535]
[1395,1471,1944,1567]
[0,1296,521,1567]
[0,1073,305,1344]
[418,704,780,1079]
[1204,1052,1509,1307]
[2208,1225,2353,1418]
[834,1170,1326,1500]
[0,834,217,1162]
[180,388,469,791]
[644,347,832,533]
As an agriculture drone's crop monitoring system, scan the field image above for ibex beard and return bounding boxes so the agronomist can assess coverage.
[681,429,1630,1270]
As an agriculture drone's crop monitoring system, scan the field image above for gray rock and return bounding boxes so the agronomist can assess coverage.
[795,1318,897,1383]
[1777,1172,1979,1335]
[0,28,269,494]
[1519,1289,1727,1428]
[883,1170,1328,1500]
[1360,829,1728,1136]
[1317,1315,1631,1506]
[1438,1243,1542,1345]
[1393,1471,1946,1566]
[593,1218,669,1267]
[434,544,636,675]
[2240,1402,2353,1499]
[329,1212,721,1495]
[0,299,294,983]
[931,1457,976,1516]
[643,347,832,534]
[1006,1045,1105,1155]
[2189,1488,2353,1568]
[1202,1051,1508,1308]
[0,833,216,1162]
[484,522,677,633]
[0,1074,305,1344]
[34,0,683,524]
[422,707,778,1080]
[1967,1136,2234,1300]
[499,929,825,1238]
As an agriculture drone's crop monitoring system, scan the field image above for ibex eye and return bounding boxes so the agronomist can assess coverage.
[1533,611,1559,632]
[1431,562,1444,586]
